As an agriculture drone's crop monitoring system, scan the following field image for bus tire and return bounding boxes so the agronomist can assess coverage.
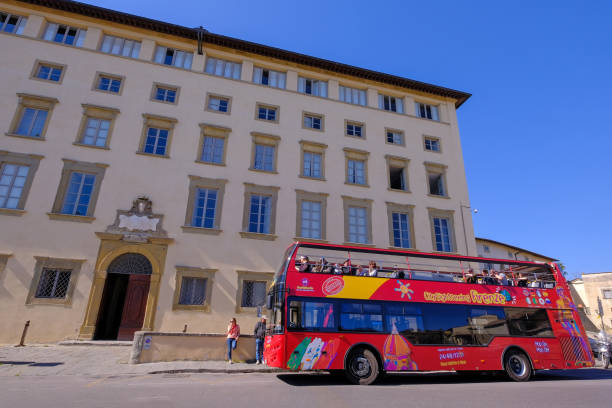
[345,348,379,385]
[504,350,532,382]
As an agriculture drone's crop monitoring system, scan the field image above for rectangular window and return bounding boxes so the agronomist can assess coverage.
[389,166,406,190]
[347,159,365,185]
[301,200,322,239]
[0,163,29,209]
[348,206,368,243]
[153,46,193,69]
[257,105,277,121]
[483,245,490,253]
[81,118,110,147]
[424,137,440,152]
[99,35,141,58]
[603,289,612,299]
[61,172,96,216]
[303,152,322,178]
[415,102,439,121]
[15,108,48,138]
[385,304,424,342]
[154,85,177,103]
[35,268,71,299]
[144,127,169,156]
[253,144,275,171]
[205,57,241,79]
[303,114,322,130]
[241,280,267,307]
[298,77,328,97]
[378,94,404,113]
[42,23,86,47]
[392,212,411,248]
[0,12,27,35]
[505,308,553,337]
[428,172,446,196]
[200,136,225,164]
[178,277,207,305]
[340,302,384,332]
[433,217,452,252]
[253,67,286,89]
[289,300,336,331]
[248,195,271,234]
[386,130,404,145]
[346,122,363,138]
[96,75,122,93]
[191,188,217,228]
[35,63,63,82]
[207,96,229,113]
[339,85,366,106]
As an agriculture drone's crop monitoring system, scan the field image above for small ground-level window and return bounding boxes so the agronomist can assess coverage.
[35,268,71,298]
[178,277,207,305]
[241,280,267,307]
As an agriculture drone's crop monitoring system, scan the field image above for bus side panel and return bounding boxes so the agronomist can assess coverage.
[285,332,351,370]
[548,308,594,368]
[264,334,285,368]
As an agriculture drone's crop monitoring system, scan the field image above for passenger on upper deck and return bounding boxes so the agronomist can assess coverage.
[516,273,528,287]
[368,261,378,277]
[495,270,509,286]
[296,255,312,273]
[341,259,353,275]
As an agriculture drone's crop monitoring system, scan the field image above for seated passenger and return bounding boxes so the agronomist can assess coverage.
[368,261,378,277]
[297,256,312,273]
[355,265,368,276]
[391,269,406,279]
[516,273,528,287]
[341,259,353,275]
[495,271,509,286]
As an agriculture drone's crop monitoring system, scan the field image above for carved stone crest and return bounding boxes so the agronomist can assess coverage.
[104,196,167,242]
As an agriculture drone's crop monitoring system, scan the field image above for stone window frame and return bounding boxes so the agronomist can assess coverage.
[25,256,85,306]
[136,114,178,159]
[249,131,281,174]
[424,161,450,198]
[295,189,329,242]
[386,202,416,250]
[29,59,67,84]
[195,123,231,166]
[150,82,180,105]
[0,150,43,216]
[385,154,411,193]
[91,71,125,96]
[302,111,325,132]
[423,135,442,153]
[205,92,232,115]
[240,182,280,241]
[344,119,366,140]
[7,93,59,141]
[299,140,327,181]
[341,195,374,246]
[385,127,405,147]
[254,102,280,124]
[181,175,227,236]
[235,270,274,313]
[73,104,120,150]
[343,147,370,187]
[172,266,217,312]
[48,158,108,223]
[427,207,457,253]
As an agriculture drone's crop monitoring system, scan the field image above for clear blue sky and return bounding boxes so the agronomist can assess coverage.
[85,0,611,278]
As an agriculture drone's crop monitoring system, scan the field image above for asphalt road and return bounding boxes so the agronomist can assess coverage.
[2,369,612,408]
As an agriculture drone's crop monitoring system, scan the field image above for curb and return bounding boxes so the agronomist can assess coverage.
[148,368,285,375]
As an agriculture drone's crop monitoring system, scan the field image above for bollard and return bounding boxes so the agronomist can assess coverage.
[182,324,187,333]
[17,320,30,347]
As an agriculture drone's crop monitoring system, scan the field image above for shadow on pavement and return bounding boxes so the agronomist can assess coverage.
[277,369,612,387]
[0,361,64,367]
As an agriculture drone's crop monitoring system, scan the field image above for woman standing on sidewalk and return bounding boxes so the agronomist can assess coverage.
[226,318,240,364]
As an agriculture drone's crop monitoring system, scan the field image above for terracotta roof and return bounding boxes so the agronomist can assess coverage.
[16,0,471,107]
[475,237,558,262]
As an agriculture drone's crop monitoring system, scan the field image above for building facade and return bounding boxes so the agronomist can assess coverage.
[475,237,557,264]
[569,273,612,335]
[0,0,476,344]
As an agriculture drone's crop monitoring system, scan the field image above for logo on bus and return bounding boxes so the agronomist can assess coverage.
[296,278,314,292]
[322,276,344,296]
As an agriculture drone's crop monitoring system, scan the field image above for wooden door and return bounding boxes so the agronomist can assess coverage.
[117,274,150,341]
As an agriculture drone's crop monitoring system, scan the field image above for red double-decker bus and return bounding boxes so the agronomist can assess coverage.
[263,242,593,384]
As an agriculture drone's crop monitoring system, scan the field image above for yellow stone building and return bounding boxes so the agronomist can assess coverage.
[0,0,476,344]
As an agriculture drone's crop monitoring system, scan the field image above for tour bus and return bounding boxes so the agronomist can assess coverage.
[263,242,593,384]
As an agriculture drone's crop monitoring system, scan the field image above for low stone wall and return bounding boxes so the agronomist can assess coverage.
[130,331,256,364]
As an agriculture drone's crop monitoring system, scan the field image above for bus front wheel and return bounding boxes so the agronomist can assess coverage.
[345,348,380,385]
[504,350,532,382]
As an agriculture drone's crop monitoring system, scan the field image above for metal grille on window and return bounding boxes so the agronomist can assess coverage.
[35,268,71,298]
[107,253,152,275]
[241,280,267,307]
[179,277,207,305]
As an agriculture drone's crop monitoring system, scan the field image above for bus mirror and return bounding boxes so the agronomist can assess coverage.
[266,294,273,310]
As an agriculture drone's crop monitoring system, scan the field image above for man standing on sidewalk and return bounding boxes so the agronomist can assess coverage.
[254,316,267,365]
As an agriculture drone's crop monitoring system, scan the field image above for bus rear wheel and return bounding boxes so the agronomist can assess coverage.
[345,348,379,385]
[504,350,532,382]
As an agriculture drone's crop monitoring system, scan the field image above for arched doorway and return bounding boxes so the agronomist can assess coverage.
[94,253,152,341]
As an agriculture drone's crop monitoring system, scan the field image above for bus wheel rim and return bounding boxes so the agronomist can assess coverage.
[509,356,526,376]
[351,356,371,378]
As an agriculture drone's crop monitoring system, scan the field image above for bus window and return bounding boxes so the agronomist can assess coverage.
[468,307,509,344]
[385,303,424,342]
[288,300,336,331]
[340,302,384,332]
[505,308,553,337]
[421,304,473,345]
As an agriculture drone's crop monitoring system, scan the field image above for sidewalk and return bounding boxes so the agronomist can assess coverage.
[0,344,282,377]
